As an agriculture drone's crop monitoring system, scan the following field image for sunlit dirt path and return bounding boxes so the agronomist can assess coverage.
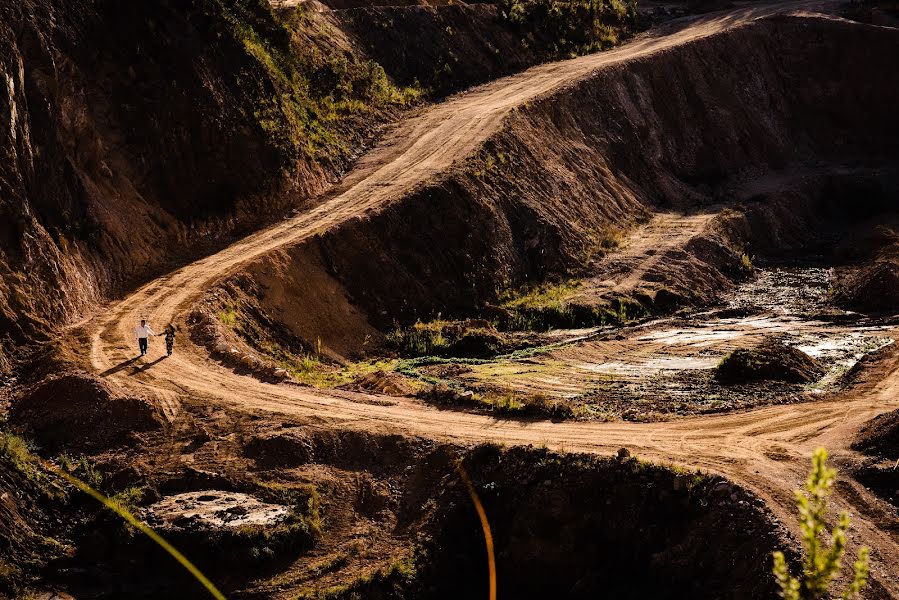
[84,2,899,594]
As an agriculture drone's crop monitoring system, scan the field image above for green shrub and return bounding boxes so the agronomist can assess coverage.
[386,321,450,356]
[772,448,869,600]
[59,453,104,490]
[1,432,34,475]
[1,433,67,500]
[387,320,506,358]
[740,253,753,273]
[218,305,238,327]
[500,0,639,56]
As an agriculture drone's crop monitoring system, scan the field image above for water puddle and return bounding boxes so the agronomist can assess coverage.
[143,491,290,531]
[459,265,895,414]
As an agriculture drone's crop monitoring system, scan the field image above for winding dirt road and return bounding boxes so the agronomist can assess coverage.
[86,3,899,595]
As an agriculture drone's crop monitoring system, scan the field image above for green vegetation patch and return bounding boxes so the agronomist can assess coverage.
[500,280,645,331]
[418,382,581,419]
[1,432,67,500]
[210,0,421,162]
[500,0,639,57]
[386,319,506,358]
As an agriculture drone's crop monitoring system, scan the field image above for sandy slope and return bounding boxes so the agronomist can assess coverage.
[85,2,899,594]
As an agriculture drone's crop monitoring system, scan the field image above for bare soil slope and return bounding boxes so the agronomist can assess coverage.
[79,5,899,596]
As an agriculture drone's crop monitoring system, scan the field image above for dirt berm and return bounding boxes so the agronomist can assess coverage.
[8,374,163,453]
[834,219,899,314]
[216,14,899,358]
[715,338,824,385]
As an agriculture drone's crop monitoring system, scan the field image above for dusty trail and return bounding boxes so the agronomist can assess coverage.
[84,2,899,594]
[593,211,719,294]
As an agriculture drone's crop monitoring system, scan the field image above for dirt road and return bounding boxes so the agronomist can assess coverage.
[86,2,899,594]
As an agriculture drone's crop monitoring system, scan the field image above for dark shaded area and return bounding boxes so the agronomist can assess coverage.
[853,408,899,461]
[338,1,636,96]
[339,445,790,600]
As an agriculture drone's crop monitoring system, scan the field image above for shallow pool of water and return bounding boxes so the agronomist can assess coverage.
[461,266,895,409]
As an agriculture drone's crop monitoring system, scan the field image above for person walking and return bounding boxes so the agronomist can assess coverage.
[160,323,176,357]
[134,319,156,356]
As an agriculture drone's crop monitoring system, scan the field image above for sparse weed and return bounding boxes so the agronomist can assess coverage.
[1,432,35,475]
[387,320,504,358]
[502,280,581,311]
[58,454,104,490]
[499,280,643,331]
[740,253,753,273]
[218,305,238,327]
[213,0,422,161]
[772,448,869,600]
[109,486,146,517]
[2,433,68,500]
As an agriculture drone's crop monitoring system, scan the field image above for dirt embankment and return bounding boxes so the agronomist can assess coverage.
[0,454,70,598]
[8,374,164,453]
[337,2,634,96]
[832,211,899,314]
[210,15,899,359]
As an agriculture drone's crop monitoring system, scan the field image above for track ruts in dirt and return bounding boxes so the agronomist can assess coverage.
[85,2,899,595]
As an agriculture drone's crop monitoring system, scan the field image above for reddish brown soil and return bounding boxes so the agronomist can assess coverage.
[70,6,899,596]
[0,0,413,367]
[9,374,163,453]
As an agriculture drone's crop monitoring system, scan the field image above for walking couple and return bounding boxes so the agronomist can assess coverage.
[134,319,177,357]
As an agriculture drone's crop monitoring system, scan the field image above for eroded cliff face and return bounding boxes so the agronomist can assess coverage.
[0,0,307,361]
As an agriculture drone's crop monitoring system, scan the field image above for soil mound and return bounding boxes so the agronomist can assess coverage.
[244,428,429,472]
[834,219,899,313]
[349,370,416,396]
[716,339,823,385]
[851,410,899,510]
[836,258,899,314]
[852,408,899,460]
[10,374,163,453]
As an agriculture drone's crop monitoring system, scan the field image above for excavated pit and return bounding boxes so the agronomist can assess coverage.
[36,433,791,599]
[300,445,792,600]
[6,5,899,600]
